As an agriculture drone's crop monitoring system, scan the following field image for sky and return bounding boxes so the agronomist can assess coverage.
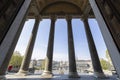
[14,19,107,61]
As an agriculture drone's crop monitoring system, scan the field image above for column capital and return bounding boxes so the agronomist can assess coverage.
[65,15,72,21]
[35,16,42,21]
[81,17,88,22]
[50,15,57,21]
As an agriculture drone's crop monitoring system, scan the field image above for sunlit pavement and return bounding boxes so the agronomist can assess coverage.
[5,73,119,80]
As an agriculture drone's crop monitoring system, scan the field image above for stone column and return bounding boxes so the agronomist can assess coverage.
[17,17,40,76]
[0,0,31,79]
[89,0,120,78]
[42,16,56,77]
[82,19,105,78]
[66,16,79,78]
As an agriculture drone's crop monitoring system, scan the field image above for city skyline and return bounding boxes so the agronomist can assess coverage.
[14,19,107,61]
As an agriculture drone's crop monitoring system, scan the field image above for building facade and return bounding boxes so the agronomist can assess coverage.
[31,59,93,74]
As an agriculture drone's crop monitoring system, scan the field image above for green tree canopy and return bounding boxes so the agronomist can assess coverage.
[106,50,112,64]
[9,51,23,67]
[100,58,112,70]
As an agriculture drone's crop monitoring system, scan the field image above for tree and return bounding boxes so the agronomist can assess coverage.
[41,60,45,70]
[9,51,23,67]
[100,58,112,70]
[105,50,115,70]
[106,50,112,64]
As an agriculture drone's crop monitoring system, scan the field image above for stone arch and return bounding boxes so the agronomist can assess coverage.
[40,1,82,15]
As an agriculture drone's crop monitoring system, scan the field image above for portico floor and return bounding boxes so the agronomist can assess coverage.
[5,74,119,80]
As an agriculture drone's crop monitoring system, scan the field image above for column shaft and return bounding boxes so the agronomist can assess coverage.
[42,17,56,77]
[89,0,120,78]
[83,19,104,77]
[0,0,31,76]
[18,18,40,75]
[66,16,79,78]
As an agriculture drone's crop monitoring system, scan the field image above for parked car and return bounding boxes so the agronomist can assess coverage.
[8,65,20,73]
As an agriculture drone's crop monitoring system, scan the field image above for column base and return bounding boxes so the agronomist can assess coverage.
[41,71,53,78]
[94,72,106,78]
[0,75,6,80]
[15,70,28,76]
[69,72,80,78]
[117,78,120,80]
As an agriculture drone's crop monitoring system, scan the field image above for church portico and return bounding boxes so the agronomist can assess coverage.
[0,0,120,80]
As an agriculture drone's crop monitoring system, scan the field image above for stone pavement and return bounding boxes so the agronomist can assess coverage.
[5,74,119,80]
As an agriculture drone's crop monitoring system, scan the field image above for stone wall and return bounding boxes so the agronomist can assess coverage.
[95,0,120,51]
[0,0,24,44]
